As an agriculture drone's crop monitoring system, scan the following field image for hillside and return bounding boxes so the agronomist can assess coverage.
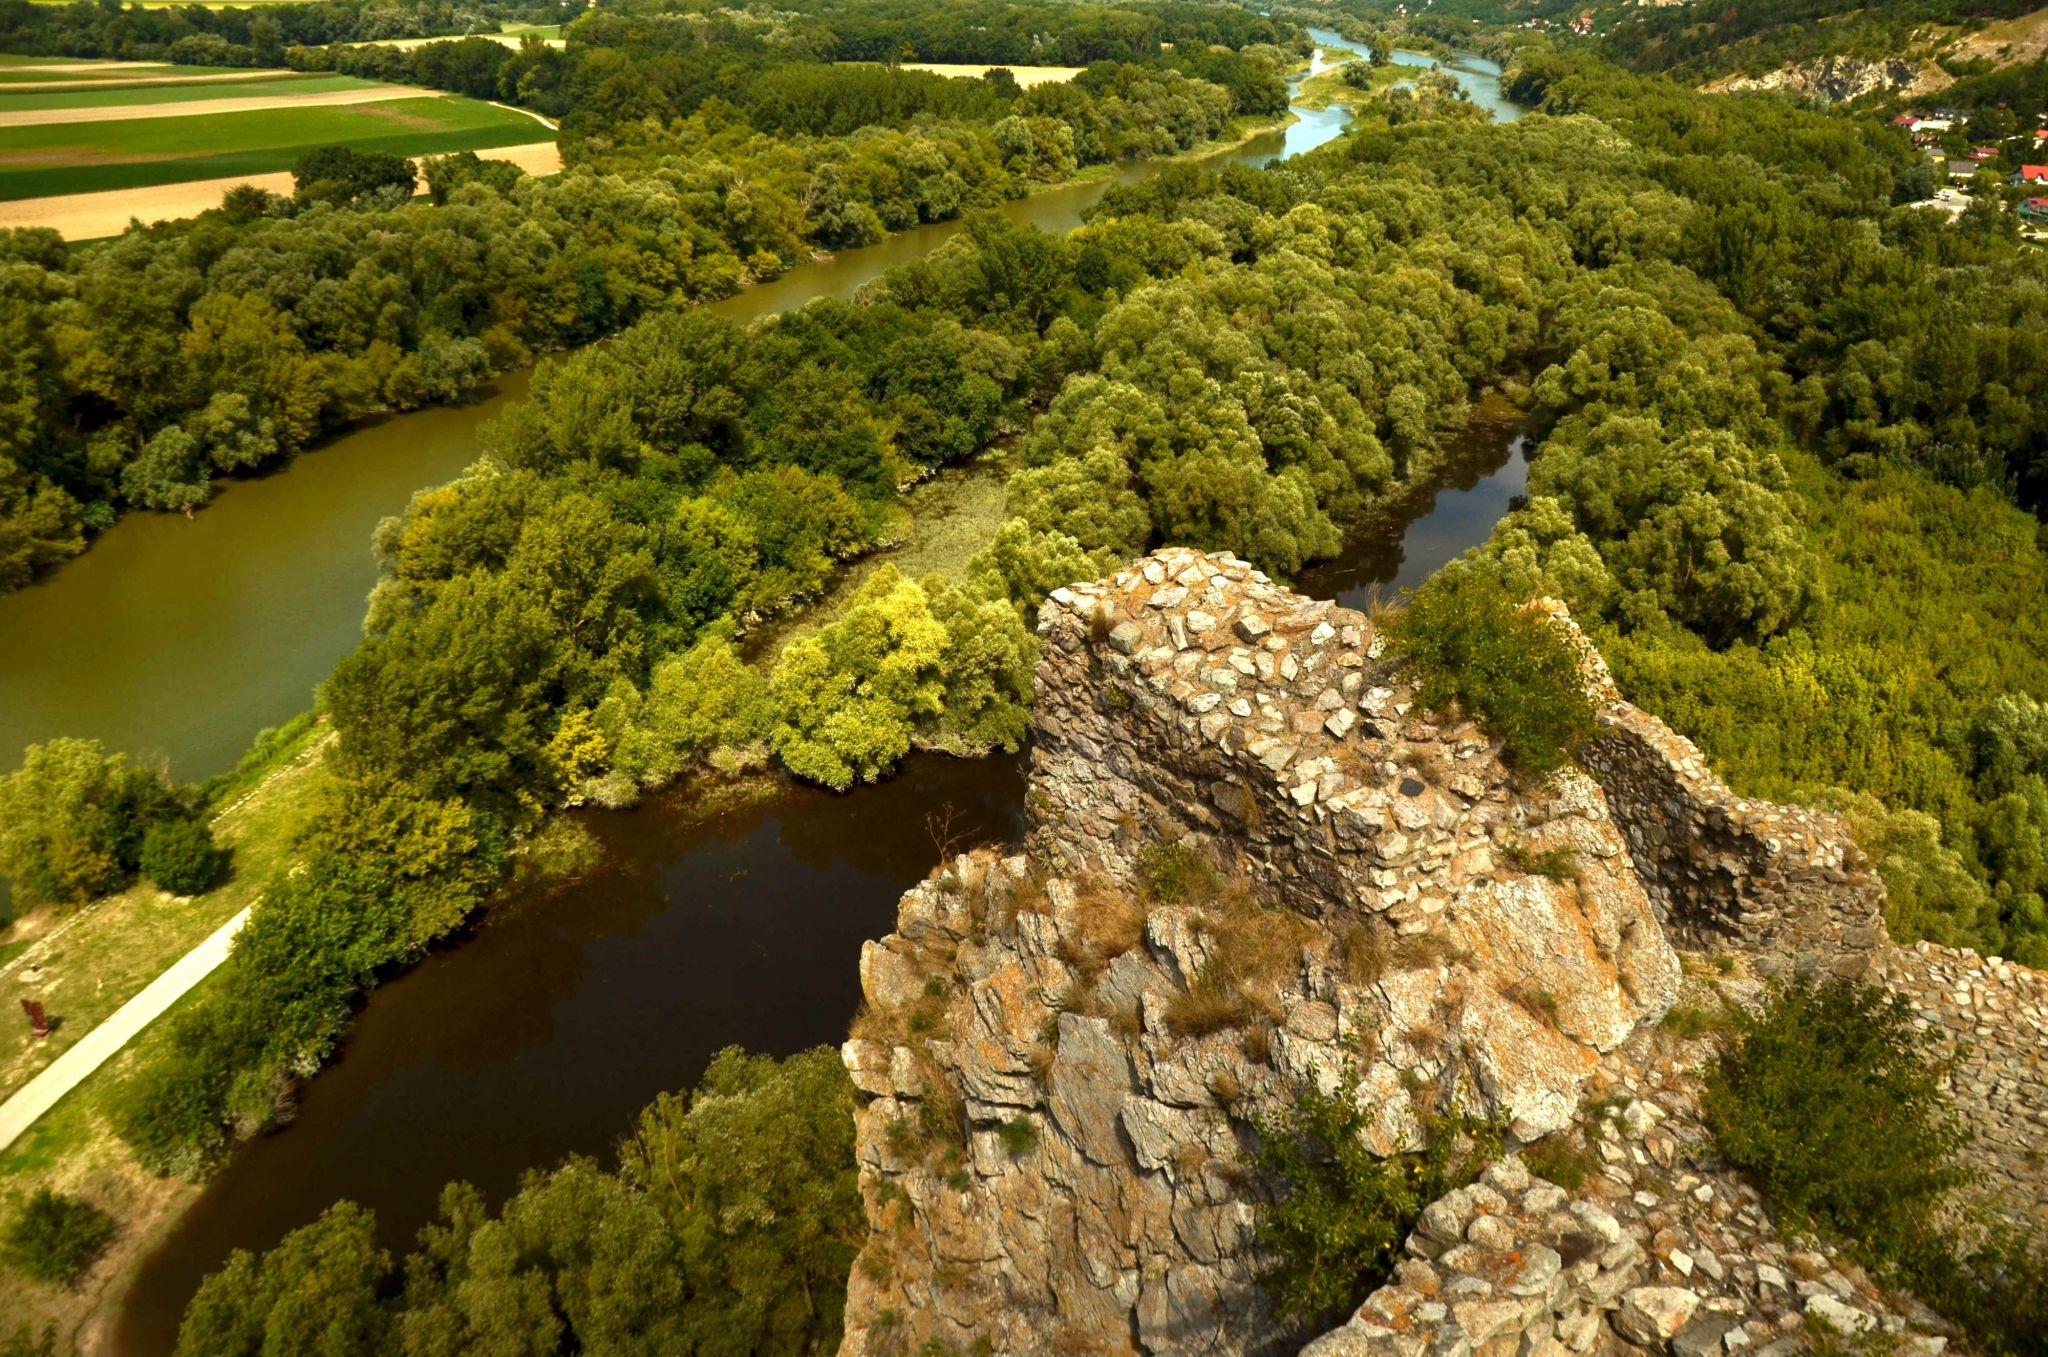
[1596,0,2048,97]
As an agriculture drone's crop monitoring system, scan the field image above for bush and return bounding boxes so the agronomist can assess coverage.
[997,1116,1040,1155]
[291,145,416,207]
[1248,1079,1499,1329]
[1387,569,1597,777]
[1704,976,1966,1261]
[1705,976,2048,1354]
[140,819,230,896]
[1138,841,1215,904]
[5,1189,114,1287]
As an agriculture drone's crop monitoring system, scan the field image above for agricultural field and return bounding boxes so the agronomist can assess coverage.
[894,61,1083,86]
[355,24,565,50]
[0,58,550,203]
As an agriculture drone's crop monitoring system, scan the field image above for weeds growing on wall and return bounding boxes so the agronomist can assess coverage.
[1388,571,1596,779]
[1247,1078,1500,1330]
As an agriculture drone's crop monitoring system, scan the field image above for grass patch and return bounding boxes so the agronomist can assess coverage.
[1138,841,1215,905]
[1500,837,1577,882]
[1659,1002,1730,1039]
[996,1116,1039,1156]
[0,96,543,200]
[0,73,371,113]
[1520,1134,1597,1191]
[1292,61,1406,110]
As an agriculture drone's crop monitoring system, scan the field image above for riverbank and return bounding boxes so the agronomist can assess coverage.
[0,728,331,1352]
[8,39,1540,1350]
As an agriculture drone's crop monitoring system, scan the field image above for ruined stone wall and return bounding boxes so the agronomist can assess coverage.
[1882,942,2048,1231]
[836,550,2046,1357]
[1576,705,1890,979]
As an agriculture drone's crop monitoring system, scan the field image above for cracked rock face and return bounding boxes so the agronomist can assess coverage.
[835,551,1684,1357]
[834,549,2031,1357]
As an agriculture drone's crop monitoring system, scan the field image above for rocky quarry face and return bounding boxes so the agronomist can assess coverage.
[1702,57,1951,104]
[836,549,2045,1357]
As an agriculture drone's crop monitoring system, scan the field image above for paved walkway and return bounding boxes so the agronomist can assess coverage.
[0,906,251,1154]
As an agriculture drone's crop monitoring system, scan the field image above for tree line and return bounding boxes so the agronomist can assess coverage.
[77,37,2048,1189]
[0,0,576,67]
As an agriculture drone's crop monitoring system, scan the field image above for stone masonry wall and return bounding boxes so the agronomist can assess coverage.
[836,549,2046,1357]
[1881,942,2048,1231]
[1577,705,1890,979]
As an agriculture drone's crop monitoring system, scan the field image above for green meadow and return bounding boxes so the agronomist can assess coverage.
[0,72,375,111]
[0,95,545,199]
[0,61,261,81]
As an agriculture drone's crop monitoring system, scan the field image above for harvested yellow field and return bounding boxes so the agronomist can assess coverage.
[0,59,172,72]
[898,62,1084,87]
[0,139,560,239]
[0,83,440,128]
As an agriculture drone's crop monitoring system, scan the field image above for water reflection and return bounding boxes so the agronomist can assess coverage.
[113,754,1026,1355]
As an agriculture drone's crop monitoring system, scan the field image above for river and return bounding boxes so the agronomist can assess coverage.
[0,31,1517,786]
[94,46,1527,1352]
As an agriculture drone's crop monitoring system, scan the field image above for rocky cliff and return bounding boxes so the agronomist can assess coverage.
[1702,57,1950,104]
[836,549,2043,1357]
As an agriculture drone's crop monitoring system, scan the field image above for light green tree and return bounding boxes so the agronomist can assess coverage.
[769,567,948,790]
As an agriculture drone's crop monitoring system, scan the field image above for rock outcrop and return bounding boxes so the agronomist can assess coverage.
[835,549,2041,1357]
[1702,57,1950,104]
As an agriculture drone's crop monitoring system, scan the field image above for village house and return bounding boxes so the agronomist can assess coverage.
[2013,164,2048,185]
[2021,196,2048,225]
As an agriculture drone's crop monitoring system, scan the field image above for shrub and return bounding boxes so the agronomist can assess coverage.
[1704,976,1966,1261]
[1705,975,2048,1354]
[1519,1135,1596,1191]
[1387,569,1596,777]
[1500,838,1577,882]
[1138,841,1215,904]
[997,1117,1040,1155]
[5,1189,114,1287]
[140,819,230,896]
[1248,1081,1499,1329]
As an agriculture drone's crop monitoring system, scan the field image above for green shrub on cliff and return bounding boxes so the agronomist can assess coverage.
[1388,570,1597,779]
[1705,975,1967,1258]
[1248,1081,1499,1329]
[1705,976,2048,1354]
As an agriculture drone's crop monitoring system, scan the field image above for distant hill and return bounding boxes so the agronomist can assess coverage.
[1594,0,2048,98]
